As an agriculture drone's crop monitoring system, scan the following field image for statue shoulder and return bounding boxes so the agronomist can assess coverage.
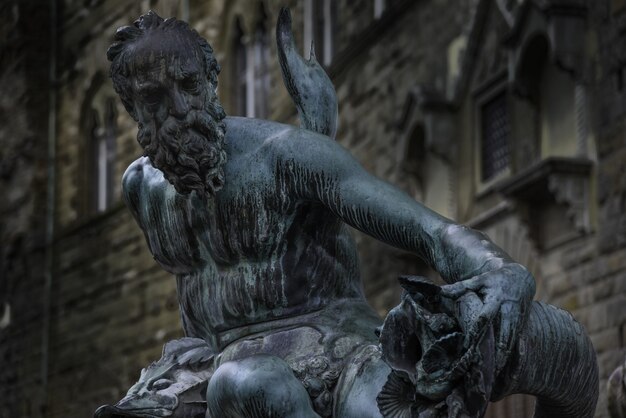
[223,117,307,172]
[224,116,301,153]
[225,117,349,186]
[258,124,353,173]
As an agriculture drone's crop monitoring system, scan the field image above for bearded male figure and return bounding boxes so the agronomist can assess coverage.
[96,9,598,418]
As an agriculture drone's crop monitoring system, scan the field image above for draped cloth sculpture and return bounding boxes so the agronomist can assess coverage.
[94,8,598,418]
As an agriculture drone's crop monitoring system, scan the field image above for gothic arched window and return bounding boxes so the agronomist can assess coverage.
[233,19,248,117]
[252,16,271,119]
[85,95,117,213]
[232,9,271,118]
[304,0,337,67]
[93,97,117,212]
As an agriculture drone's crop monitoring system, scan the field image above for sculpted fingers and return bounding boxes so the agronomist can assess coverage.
[440,275,486,299]
[466,294,500,349]
[495,301,521,373]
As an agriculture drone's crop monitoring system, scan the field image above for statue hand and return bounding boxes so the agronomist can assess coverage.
[439,263,535,372]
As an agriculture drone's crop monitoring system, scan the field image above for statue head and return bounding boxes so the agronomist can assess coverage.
[107,11,227,197]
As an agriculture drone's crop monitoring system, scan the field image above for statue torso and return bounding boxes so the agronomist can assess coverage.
[123,117,367,346]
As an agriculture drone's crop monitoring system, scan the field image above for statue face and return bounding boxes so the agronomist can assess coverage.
[129,35,209,127]
[125,31,227,197]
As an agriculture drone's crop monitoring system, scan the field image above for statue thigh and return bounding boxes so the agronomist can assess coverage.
[333,347,390,418]
[206,354,320,418]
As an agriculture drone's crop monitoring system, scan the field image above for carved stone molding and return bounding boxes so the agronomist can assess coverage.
[505,0,588,84]
[398,85,457,164]
[396,86,458,218]
[548,170,591,232]
[495,157,593,239]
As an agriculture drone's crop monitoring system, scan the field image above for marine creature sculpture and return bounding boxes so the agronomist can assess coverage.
[95,7,598,418]
[378,276,598,417]
[94,338,214,418]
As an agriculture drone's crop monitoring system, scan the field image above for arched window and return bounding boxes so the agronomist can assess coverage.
[304,0,337,67]
[401,120,454,219]
[81,75,118,215]
[87,97,117,213]
[252,15,271,118]
[231,7,270,118]
[233,19,248,117]
[517,33,578,159]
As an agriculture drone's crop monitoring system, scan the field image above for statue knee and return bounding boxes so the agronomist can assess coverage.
[207,354,319,418]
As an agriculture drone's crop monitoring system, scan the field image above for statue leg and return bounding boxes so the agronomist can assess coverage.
[333,345,389,418]
[206,354,320,418]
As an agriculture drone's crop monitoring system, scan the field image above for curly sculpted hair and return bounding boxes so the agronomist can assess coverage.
[106,10,221,121]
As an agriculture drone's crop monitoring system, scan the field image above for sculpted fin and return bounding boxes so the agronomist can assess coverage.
[276,7,338,139]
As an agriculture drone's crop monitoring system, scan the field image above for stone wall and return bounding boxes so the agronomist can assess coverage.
[529,3,626,414]
[47,208,181,418]
[0,1,50,416]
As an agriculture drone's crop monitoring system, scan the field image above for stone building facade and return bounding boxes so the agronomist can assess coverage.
[1,0,625,417]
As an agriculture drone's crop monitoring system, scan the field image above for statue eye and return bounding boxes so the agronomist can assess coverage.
[151,378,174,391]
[181,77,200,93]
[141,87,163,107]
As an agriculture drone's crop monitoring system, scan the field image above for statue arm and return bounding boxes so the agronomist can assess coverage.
[278,132,530,286]
[277,131,535,367]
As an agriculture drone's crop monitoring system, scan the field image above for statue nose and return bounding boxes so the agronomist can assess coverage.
[169,90,189,118]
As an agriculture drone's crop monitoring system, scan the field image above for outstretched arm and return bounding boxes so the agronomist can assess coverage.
[275,131,523,281]
[274,130,535,369]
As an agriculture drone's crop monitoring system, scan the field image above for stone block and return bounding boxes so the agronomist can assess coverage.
[597,349,626,378]
[590,327,621,353]
[575,303,608,333]
[545,273,573,298]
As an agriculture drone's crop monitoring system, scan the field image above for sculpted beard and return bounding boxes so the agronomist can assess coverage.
[138,99,227,198]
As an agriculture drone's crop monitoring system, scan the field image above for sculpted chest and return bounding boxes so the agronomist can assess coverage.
[127,155,298,270]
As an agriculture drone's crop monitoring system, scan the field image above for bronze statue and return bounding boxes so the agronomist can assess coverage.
[95,9,598,418]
